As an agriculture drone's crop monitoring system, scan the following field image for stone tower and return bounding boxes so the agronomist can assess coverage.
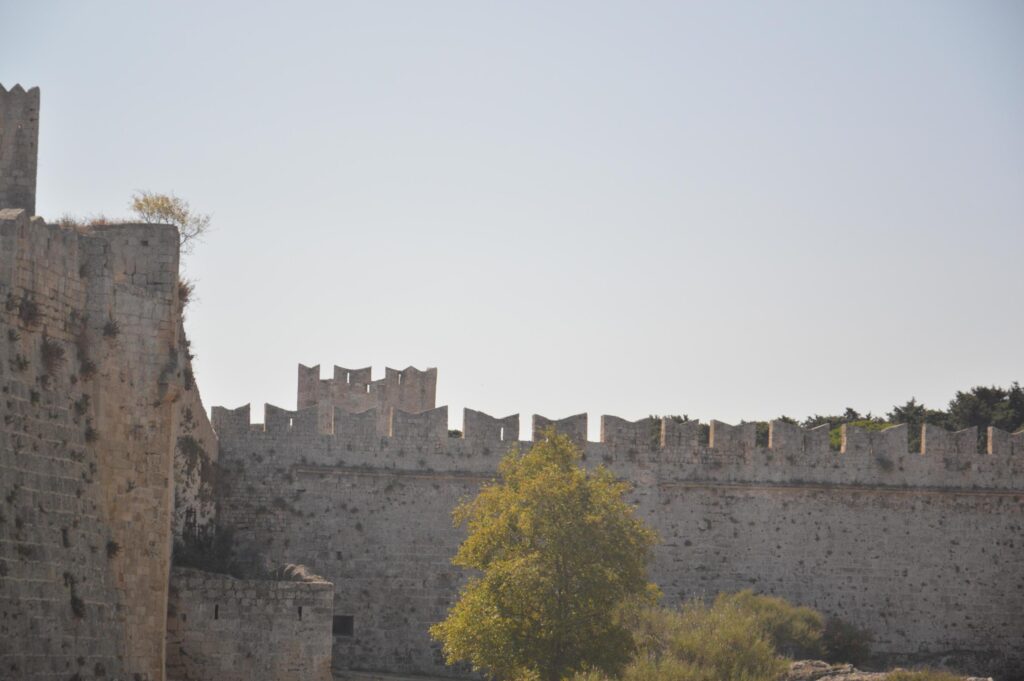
[0,83,40,214]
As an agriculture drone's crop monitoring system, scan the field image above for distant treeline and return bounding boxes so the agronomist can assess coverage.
[654,382,1024,451]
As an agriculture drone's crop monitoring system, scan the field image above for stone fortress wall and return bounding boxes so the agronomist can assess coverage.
[0,208,186,680]
[0,84,38,215]
[213,365,1024,680]
[3,80,1023,681]
[0,83,220,681]
[166,567,334,681]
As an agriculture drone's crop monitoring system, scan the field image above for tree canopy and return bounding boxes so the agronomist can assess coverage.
[430,431,659,681]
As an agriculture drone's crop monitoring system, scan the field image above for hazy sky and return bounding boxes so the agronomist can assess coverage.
[3,1,1022,439]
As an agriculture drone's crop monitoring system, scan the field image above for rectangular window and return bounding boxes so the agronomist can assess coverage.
[333,615,354,637]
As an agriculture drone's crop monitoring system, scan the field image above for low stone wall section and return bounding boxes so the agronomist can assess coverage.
[166,567,334,681]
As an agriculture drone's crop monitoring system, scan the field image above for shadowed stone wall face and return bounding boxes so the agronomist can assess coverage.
[166,567,334,681]
[0,84,39,215]
[214,402,1024,680]
[0,209,187,681]
[171,352,217,542]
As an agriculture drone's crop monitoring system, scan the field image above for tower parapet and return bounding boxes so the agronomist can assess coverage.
[298,363,437,434]
[0,84,40,214]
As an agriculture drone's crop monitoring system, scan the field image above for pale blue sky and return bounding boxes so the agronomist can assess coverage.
[3,1,1022,439]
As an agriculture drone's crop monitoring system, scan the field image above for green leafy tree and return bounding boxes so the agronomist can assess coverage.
[130,190,210,254]
[946,383,1024,435]
[886,398,949,452]
[430,431,659,681]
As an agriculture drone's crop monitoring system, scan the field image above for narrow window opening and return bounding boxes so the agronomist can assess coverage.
[298,606,303,620]
[346,372,351,384]
[499,426,505,441]
[214,604,219,620]
[398,373,403,385]
[333,615,354,637]
[365,384,370,394]
[288,417,294,429]
[335,551,343,560]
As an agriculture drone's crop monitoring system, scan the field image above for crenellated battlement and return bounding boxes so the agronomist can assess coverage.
[211,400,1024,490]
[297,363,437,435]
[297,363,437,410]
[0,83,40,215]
[214,365,1024,679]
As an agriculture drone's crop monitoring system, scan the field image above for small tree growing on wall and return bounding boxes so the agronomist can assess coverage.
[430,430,659,681]
[130,190,210,254]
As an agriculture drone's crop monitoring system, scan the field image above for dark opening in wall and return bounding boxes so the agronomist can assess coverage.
[214,604,219,620]
[298,606,303,620]
[333,615,354,637]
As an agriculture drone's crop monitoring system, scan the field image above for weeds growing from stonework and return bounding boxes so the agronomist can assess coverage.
[177,277,194,309]
[17,297,40,327]
[41,337,66,374]
[102,319,119,338]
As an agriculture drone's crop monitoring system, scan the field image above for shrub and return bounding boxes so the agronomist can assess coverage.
[131,190,210,254]
[102,319,120,338]
[822,616,873,666]
[608,597,787,681]
[714,590,824,659]
[577,592,878,681]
